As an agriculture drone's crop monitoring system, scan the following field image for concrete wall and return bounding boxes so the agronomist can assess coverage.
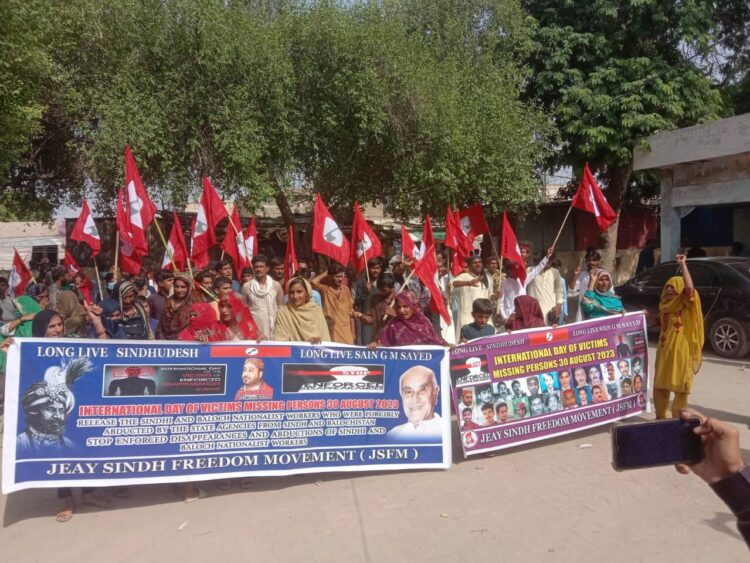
[633,113,750,170]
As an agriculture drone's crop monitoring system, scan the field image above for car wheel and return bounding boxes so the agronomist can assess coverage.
[709,317,750,358]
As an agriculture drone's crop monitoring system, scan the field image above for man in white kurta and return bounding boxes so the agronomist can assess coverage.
[499,247,554,323]
[450,255,491,339]
[527,263,564,325]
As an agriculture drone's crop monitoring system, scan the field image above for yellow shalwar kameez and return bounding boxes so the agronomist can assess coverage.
[653,276,703,418]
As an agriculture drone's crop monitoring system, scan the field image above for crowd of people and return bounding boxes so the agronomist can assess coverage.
[0,243,715,523]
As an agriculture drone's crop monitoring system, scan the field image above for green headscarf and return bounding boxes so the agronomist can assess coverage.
[0,296,43,373]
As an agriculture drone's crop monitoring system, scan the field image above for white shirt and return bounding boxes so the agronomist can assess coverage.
[388,413,443,439]
[499,257,548,321]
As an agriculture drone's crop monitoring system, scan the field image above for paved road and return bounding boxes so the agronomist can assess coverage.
[1,345,748,562]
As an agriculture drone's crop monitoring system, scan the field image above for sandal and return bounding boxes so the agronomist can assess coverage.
[56,497,75,523]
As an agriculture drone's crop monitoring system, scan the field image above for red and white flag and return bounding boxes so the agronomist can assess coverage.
[312,194,350,266]
[243,217,258,265]
[63,249,81,274]
[401,224,420,261]
[162,211,189,271]
[412,243,451,325]
[191,177,228,269]
[116,187,142,275]
[458,204,490,242]
[571,163,617,232]
[221,206,245,276]
[350,201,382,273]
[421,215,435,260]
[124,145,157,254]
[9,249,32,297]
[500,211,526,285]
[70,198,101,256]
[284,225,299,288]
[446,206,472,276]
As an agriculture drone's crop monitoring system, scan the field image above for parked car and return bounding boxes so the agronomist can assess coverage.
[615,257,750,358]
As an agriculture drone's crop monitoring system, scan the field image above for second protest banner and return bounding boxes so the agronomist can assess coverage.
[2,340,450,492]
[450,313,649,456]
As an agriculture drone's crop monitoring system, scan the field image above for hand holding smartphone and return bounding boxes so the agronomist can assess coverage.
[612,417,704,470]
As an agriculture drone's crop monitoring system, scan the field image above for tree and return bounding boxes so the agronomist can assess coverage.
[523,0,724,269]
[2,0,550,228]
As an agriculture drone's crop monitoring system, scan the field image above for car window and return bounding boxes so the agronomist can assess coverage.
[687,263,719,287]
[634,265,677,287]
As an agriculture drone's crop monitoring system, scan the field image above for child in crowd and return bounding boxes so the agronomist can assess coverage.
[459,298,496,342]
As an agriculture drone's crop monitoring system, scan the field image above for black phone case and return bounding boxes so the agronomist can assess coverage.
[611,418,703,471]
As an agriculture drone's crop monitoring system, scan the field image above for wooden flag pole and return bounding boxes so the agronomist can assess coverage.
[381,261,417,322]
[114,232,120,282]
[363,246,370,285]
[551,205,574,250]
[153,217,178,271]
[93,258,104,302]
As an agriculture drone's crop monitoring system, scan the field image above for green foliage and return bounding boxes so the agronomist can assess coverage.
[524,0,724,171]
[0,0,551,222]
[0,1,54,181]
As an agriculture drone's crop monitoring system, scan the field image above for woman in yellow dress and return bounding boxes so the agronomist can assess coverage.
[653,255,704,418]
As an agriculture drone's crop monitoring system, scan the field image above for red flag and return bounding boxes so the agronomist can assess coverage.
[116,187,134,248]
[500,211,526,285]
[311,194,350,265]
[63,249,81,275]
[120,240,142,276]
[284,225,299,288]
[162,211,189,271]
[421,215,435,260]
[70,198,101,256]
[445,206,470,276]
[124,145,157,254]
[243,217,258,265]
[412,244,451,325]
[350,201,382,273]
[9,249,32,297]
[191,177,229,268]
[571,163,617,232]
[458,204,490,241]
[115,187,143,275]
[401,224,419,261]
[221,206,245,275]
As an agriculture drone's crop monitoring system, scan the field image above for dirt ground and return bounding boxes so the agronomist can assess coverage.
[1,344,749,563]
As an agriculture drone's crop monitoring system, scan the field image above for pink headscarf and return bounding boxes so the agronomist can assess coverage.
[379,290,447,347]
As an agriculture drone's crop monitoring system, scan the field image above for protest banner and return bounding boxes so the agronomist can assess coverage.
[450,312,649,456]
[2,340,450,493]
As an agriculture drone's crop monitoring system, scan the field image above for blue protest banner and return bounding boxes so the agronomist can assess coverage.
[2,339,450,492]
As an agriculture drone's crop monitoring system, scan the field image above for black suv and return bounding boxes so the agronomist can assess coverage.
[616,257,750,358]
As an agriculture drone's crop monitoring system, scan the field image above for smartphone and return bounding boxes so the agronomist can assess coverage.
[611,418,703,470]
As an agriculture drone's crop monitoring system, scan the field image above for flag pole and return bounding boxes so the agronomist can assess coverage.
[114,232,120,282]
[381,262,417,322]
[153,217,178,271]
[93,257,104,303]
[551,204,573,250]
[363,246,370,285]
